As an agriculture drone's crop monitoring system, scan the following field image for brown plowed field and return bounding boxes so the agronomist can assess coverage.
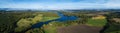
[57,25,102,33]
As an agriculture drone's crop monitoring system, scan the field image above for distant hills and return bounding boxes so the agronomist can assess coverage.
[0,8,120,12]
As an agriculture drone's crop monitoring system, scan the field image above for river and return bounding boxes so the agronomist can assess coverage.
[16,12,78,33]
[31,12,77,28]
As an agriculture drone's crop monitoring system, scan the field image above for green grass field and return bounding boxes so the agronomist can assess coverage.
[86,19,107,27]
[41,17,60,22]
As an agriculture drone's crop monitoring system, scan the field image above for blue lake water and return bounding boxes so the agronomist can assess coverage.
[31,12,77,28]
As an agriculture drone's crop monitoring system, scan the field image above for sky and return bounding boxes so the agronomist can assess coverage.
[0,0,120,9]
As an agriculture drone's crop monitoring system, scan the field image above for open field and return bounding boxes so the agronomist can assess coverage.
[57,24,102,33]
[87,19,107,27]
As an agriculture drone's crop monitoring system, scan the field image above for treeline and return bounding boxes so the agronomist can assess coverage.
[0,12,37,33]
[101,12,120,33]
